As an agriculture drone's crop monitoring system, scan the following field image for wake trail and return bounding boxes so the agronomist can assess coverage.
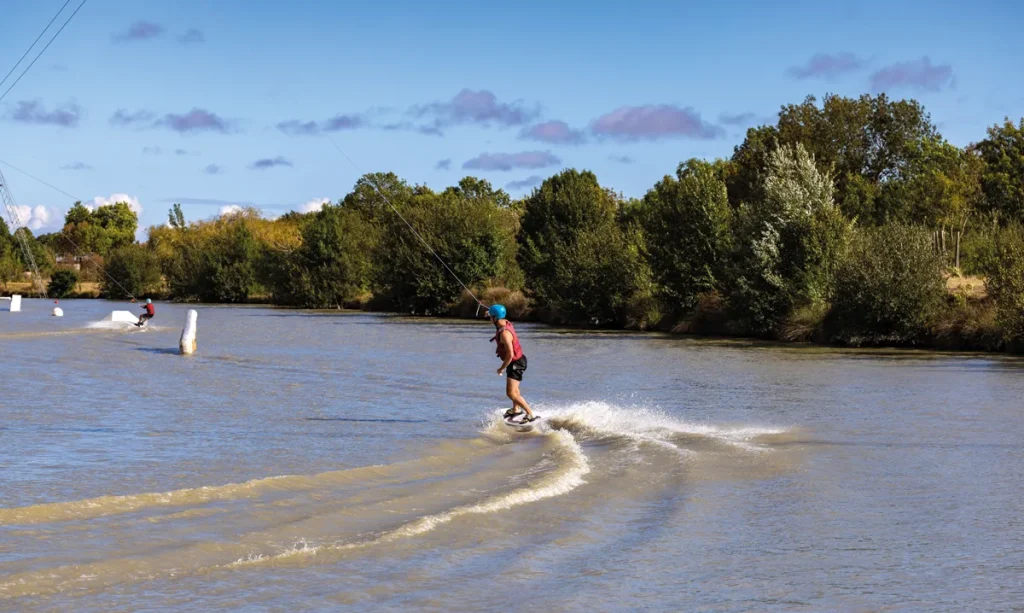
[0,430,588,599]
[228,429,589,569]
[0,442,497,526]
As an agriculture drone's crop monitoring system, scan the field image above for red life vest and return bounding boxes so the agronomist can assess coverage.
[491,322,524,361]
[144,303,155,316]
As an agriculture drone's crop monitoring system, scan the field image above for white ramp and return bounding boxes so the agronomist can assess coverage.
[9,294,21,312]
[107,310,138,324]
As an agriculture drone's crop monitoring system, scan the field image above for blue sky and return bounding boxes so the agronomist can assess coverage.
[2,0,1022,238]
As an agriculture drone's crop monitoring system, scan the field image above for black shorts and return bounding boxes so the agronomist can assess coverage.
[507,355,527,381]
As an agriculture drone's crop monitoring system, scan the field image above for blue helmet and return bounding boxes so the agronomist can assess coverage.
[146,298,152,304]
[488,304,506,320]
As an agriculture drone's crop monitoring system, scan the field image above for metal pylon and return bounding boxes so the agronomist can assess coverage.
[0,166,47,298]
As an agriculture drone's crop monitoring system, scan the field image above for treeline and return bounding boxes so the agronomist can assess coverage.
[6,93,1024,351]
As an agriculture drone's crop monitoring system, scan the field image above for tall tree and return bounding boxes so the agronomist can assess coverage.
[65,202,91,225]
[641,159,732,313]
[374,180,520,314]
[900,138,984,266]
[341,172,414,223]
[0,216,11,257]
[517,169,645,325]
[729,144,851,335]
[972,118,1024,223]
[59,201,138,256]
[731,93,939,223]
[268,203,375,308]
[0,216,16,290]
[168,203,186,229]
[726,125,780,208]
[12,227,54,275]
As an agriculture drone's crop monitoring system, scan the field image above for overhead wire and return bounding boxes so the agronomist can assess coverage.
[1,1,487,310]
[0,159,78,201]
[0,0,73,92]
[0,0,89,105]
[0,0,91,299]
[0,159,138,301]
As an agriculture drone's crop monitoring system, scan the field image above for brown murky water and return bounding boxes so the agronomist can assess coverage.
[2,299,1023,611]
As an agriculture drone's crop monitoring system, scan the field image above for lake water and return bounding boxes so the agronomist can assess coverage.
[2,298,1023,611]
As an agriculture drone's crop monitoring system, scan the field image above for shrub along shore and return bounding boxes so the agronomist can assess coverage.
[4,93,1024,354]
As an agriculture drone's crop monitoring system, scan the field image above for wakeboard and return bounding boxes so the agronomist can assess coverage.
[503,415,540,432]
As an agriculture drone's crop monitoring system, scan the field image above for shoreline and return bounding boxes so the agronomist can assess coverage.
[6,288,1019,359]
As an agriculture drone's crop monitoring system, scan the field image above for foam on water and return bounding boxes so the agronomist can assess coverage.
[501,400,789,453]
[84,320,171,331]
[85,319,136,330]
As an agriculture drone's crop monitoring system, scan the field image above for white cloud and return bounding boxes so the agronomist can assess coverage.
[298,197,329,214]
[90,193,142,215]
[219,204,243,217]
[10,205,59,231]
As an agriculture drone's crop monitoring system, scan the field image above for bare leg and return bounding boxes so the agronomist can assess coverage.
[506,378,534,417]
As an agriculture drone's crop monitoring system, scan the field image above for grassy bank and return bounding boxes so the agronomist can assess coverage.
[2,280,102,299]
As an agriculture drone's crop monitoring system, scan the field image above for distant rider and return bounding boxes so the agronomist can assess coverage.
[488,304,537,423]
[136,298,155,327]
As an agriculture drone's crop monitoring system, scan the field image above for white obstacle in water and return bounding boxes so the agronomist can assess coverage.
[9,294,21,312]
[106,310,138,324]
[179,309,197,355]
[52,307,63,317]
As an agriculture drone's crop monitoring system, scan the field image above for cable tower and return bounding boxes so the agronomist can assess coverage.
[0,167,47,297]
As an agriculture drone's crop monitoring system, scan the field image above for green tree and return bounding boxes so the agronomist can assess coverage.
[101,244,162,299]
[641,159,732,313]
[92,202,137,250]
[729,144,851,335]
[827,224,948,345]
[47,269,79,298]
[375,179,521,314]
[65,202,92,225]
[0,254,18,290]
[163,235,206,300]
[0,218,14,288]
[731,93,939,223]
[340,172,415,223]
[517,169,645,325]
[727,125,780,209]
[59,222,112,258]
[206,222,262,303]
[0,218,18,292]
[899,139,984,266]
[164,218,262,303]
[972,118,1024,223]
[12,227,55,276]
[168,203,186,229]
[984,224,1024,345]
[448,176,514,208]
[58,201,137,257]
[0,216,10,254]
[268,203,375,307]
